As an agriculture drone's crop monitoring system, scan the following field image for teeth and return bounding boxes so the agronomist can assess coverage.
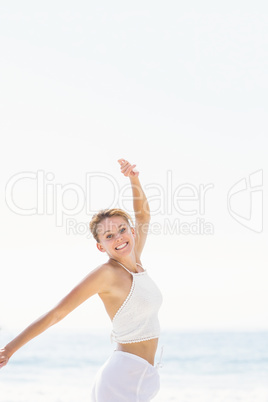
[116,243,127,250]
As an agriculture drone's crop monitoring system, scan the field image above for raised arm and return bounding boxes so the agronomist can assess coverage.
[0,265,110,369]
[118,159,150,258]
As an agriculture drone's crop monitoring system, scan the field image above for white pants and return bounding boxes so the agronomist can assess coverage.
[91,350,161,402]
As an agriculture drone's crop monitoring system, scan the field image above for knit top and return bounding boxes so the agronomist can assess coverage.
[110,260,163,344]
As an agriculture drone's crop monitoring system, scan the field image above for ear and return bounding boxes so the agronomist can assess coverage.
[131,227,135,237]
[96,242,106,252]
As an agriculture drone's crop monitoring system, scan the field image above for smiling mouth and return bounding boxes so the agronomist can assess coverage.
[115,242,128,250]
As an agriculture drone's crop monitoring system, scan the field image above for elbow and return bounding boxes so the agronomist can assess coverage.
[143,205,151,222]
[145,212,151,222]
[49,307,66,326]
[137,213,151,224]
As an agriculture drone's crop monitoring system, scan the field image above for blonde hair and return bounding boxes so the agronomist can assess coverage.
[89,208,134,242]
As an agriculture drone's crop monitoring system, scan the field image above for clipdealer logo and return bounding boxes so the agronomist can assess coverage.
[6,169,263,235]
[5,170,215,236]
[227,170,263,233]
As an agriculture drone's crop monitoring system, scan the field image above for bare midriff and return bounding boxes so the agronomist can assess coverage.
[116,337,159,366]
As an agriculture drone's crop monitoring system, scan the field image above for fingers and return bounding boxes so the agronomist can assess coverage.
[118,159,130,171]
[122,163,135,175]
[0,348,9,369]
[118,159,139,177]
[118,159,127,166]
[118,159,130,173]
[122,164,136,176]
[0,358,8,369]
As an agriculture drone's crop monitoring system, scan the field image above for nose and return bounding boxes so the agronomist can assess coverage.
[115,232,123,242]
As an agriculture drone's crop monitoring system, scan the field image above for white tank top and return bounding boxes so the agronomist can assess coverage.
[110,260,163,344]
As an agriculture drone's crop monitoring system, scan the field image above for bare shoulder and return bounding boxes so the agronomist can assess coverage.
[89,261,119,292]
[84,262,110,281]
[93,261,117,276]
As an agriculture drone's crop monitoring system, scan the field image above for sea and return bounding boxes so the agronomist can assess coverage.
[0,329,268,402]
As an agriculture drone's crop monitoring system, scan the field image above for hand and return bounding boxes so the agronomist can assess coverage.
[118,159,139,177]
[0,347,10,369]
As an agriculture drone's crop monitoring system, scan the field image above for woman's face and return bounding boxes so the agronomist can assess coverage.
[96,215,135,258]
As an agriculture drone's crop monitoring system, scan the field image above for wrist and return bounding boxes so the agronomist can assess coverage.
[129,175,140,184]
[5,342,17,358]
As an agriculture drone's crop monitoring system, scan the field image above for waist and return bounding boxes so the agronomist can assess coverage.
[111,316,161,344]
[115,337,159,366]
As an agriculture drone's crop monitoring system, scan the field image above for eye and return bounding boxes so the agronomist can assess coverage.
[120,227,126,233]
[106,234,113,239]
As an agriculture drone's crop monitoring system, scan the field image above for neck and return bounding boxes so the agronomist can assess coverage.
[110,254,138,271]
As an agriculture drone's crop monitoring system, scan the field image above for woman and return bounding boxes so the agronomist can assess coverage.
[0,159,163,401]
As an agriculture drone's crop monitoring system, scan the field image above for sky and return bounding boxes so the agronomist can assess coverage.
[0,1,267,334]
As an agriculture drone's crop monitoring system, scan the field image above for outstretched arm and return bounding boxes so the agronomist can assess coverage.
[118,159,150,258]
[0,265,110,369]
